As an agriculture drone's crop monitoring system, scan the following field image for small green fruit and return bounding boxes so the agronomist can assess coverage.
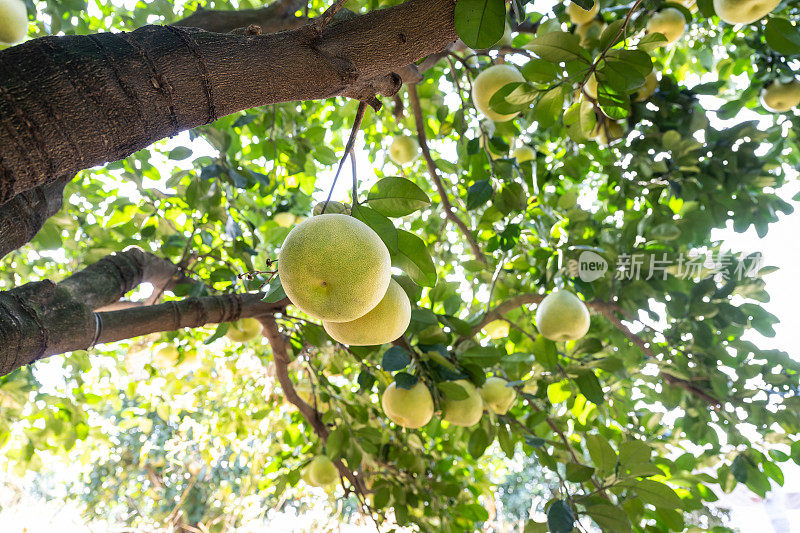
[226,318,262,343]
[307,455,339,487]
[535,291,591,342]
[381,382,434,429]
[480,377,517,415]
[442,380,483,427]
[389,135,419,165]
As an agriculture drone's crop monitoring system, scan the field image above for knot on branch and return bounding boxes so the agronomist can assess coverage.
[341,73,402,111]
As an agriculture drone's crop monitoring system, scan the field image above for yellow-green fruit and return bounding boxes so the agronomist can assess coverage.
[584,73,598,99]
[0,0,27,45]
[313,200,349,216]
[480,377,517,415]
[472,64,526,122]
[274,212,296,228]
[226,318,262,342]
[389,135,419,165]
[498,22,513,47]
[567,0,599,24]
[535,291,591,342]
[760,80,800,113]
[442,380,484,427]
[381,382,434,429]
[646,8,686,45]
[513,146,535,162]
[482,320,510,340]
[278,214,391,322]
[307,455,339,487]
[153,346,179,368]
[575,19,605,46]
[591,120,625,145]
[635,71,659,102]
[323,279,411,346]
[713,0,779,24]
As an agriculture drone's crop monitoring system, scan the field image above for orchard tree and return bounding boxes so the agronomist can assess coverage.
[1,0,799,531]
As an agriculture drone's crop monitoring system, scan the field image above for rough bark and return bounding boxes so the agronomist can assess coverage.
[173,0,308,34]
[0,0,457,204]
[0,175,69,257]
[0,247,286,376]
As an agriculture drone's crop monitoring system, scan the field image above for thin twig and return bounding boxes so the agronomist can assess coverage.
[407,83,487,264]
[312,0,349,33]
[322,101,367,212]
[579,0,645,88]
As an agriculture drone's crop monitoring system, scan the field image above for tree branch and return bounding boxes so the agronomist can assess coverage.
[260,315,370,498]
[407,83,486,265]
[0,0,457,204]
[174,0,308,34]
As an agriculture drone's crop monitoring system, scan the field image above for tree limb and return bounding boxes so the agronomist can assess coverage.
[0,0,457,204]
[407,83,486,265]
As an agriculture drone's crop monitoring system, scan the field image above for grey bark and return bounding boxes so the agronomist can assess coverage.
[0,0,457,204]
[0,247,287,376]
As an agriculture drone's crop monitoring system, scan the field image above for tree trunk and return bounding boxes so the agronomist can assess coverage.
[0,0,456,204]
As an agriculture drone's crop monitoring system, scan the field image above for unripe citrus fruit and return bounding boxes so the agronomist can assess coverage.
[389,135,419,165]
[381,381,434,429]
[323,279,411,346]
[567,1,599,25]
[646,8,686,45]
[482,319,510,340]
[273,212,296,228]
[584,73,598,99]
[278,214,391,322]
[513,146,535,162]
[312,200,349,216]
[153,345,179,368]
[760,79,800,113]
[535,291,591,342]
[307,455,339,487]
[0,0,27,45]
[713,0,779,24]
[635,71,659,102]
[226,318,262,342]
[480,377,517,415]
[472,64,526,122]
[442,380,484,427]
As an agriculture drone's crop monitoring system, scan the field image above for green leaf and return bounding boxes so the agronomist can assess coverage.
[532,335,558,370]
[468,427,491,458]
[563,100,597,142]
[574,370,604,405]
[731,454,749,482]
[765,17,800,55]
[619,440,652,467]
[565,462,595,482]
[262,277,286,303]
[168,146,193,160]
[204,323,230,345]
[546,500,574,533]
[458,345,503,366]
[598,19,625,50]
[382,346,412,372]
[467,180,494,210]
[453,0,506,49]
[351,204,399,254]
[534,86,565,129]
[623,479,683,509]
[455,502,490,522]
[438,381,469,400]
[586,434,617,476]
[394,372,419,390]
[367,177,430,217]
[637,33,668,52]
[326,427,349,459]
[585,504,632,533]
[525,31,588,63]
[521,58,560,84]
[489,82,539,114]
[391,230,437,287]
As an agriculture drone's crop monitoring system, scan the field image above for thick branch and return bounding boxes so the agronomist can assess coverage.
[407,83,486,264]
[0,0,457,204]
[174,0,307,34]
[0,176,68,257]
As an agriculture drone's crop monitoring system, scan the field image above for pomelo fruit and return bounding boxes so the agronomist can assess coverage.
[323,279,411,346]
[472,64,526,122]
[381,381,434,429]
[480,377,517,415]
[535,290,591,342]
[442,380,483,427]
